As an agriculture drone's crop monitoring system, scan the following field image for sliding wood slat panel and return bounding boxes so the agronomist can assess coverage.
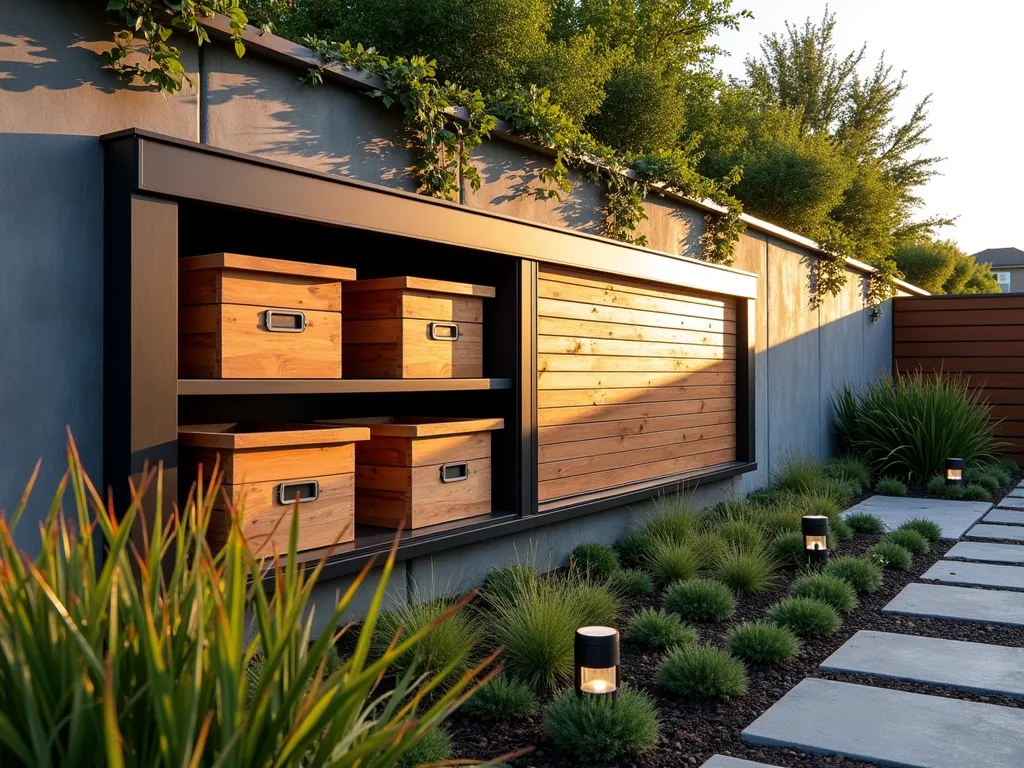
[538,266,739,505]
[893,295,1024,465]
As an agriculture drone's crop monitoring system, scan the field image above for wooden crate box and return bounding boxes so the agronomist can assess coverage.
[179,254,356,378]
[179,423,370,556]
[342,277,495,378]
[327,417,503,529]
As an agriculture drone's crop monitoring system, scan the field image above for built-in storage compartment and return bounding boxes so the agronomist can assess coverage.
[343,277,494,378]
[178,423,370,555]
[325,416,503,528]
[179,254,355,378]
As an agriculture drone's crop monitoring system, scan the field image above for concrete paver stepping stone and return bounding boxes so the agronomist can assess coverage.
[840,495,990,539]
[883,582,1024,626]
[821,630,1024,697]
[967,523,1024,542]
[946,541,1024,564]
[701,758,782,768]
[1005,488,1024,498]
[984,508,1024,524]
[995,496,1024,510]
[741,678,1024,767]
[921,560,1024,591]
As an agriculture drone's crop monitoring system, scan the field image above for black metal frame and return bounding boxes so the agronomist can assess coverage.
[101,128,758,581]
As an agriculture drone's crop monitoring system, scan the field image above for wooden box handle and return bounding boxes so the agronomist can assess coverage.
[439,462,469,483]
[264,309,307,333]
[277,480,320,504]
[428,322,460,341]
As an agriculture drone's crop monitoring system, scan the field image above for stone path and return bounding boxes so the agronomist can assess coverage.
[738,490,1024,767]
[821,630,1024,697]
[700,758,780,768]
[840,495,990,539]
[741,679,1024,768]
[921,559,1024,590]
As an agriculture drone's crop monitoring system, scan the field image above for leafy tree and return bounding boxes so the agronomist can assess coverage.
[893,239,999,294]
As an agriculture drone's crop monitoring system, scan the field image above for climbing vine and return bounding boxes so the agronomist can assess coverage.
[101,1,247,93]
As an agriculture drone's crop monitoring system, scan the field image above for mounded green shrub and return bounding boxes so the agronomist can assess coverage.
[656,645,748,699]
[820,478,859,508]
[614,530,657,569]
[898,517,942,543]
[713,547,776,594]
[771,456,827,495]
[726,621,801,665]
[397,727,452,768]
[639,499,700,544]
[766,597,841,639]
[790,573,858,613]
[607,568,655,599]
[965,467,1000,491]
[832,372,997,481]
[875,477,908,496]
[626,608,699,650]
[648,540,701,586]
[544,687,660,762]
[702,499,762,524]
[999,457,1019,474]
[823,456,872,493]
[575,581,621,626]
[884,529,930,556]
[867,540,913,571]
[771,531,807,567]
[823,555,884,594]
[830,516,854,542]
[845,512,886,535]
[570,542,619,579]
[663,578,735,623]
[963,483,990,501]
[747,487,789,508]
[461,675,538,722]
[762,507,804,537]
[482,562,538,604]
[372,597,479,681]
[926,473,948,496]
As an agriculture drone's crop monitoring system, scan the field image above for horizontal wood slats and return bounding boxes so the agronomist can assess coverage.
[538,266,738,503]
[894,295,1024,464]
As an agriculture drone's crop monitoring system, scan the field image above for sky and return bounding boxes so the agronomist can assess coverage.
[711,0,1024,255]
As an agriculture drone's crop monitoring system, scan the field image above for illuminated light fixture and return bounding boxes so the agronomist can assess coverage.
[802,514,830,568]
[946,458,964,486]
[574,626,620,698]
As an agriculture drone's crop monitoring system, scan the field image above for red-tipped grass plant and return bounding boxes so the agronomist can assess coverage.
[0,432,511,767]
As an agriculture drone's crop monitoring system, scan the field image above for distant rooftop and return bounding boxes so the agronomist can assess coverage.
[973,247,1024,267]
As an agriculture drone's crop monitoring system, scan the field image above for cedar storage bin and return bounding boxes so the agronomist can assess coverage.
[342,277,495,378]
[178,423,370,556]
[334,417,504,529]
[179,254,356,378]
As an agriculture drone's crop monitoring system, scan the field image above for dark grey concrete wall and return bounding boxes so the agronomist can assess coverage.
[0,2,894,614]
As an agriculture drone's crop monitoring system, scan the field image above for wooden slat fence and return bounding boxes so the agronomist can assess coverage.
[893,294,1024,464]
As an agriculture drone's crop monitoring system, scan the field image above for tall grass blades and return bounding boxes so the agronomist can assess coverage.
[771,456,827,494]
[0,436,496,767]
[639,496,700,543]
[832,372,999,481]
[372,596,480,682]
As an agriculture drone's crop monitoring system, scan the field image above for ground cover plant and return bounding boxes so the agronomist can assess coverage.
[543,688,660,762]
[372,595,480,682]
[822,555,885,594]
[846,512,886,534]
[726,621,801,665]
[649,539,701,586]
[875,476,908,496]
[608,568,655,598]
[884,528,931,556]
[899,517,943,543]
[614,530,656,569]
[656,645,749,700]
[713,547,777,594]
[771,531,807,567]
[823,456,872,493]
[570,542,619,579]
[867,540,914,571]
[461,676,538,722]
[627,608,699,650]
[766,597,842,639]
[664,578,736,623]
[790,573,859,613]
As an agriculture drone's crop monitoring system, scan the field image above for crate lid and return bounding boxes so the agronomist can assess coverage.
[324,416,504,438]
[180,254,357,282]
[179,422,370,450]
[342,276,495,298]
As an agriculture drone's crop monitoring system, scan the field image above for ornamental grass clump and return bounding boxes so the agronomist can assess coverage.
[790,573,859,613]
[639,497,700,544]
[823,556,884,594]
[714,518,766,553]
[0,438,496,768]
[726,621,801,665]
[689,530,729,570]
[461,675,538,722]
[762,507,804,537]
[832,372,998,481]
[867,540,914,571]
[875,477,908,496]
[845,512,886,535]
[767,597,842,639]
[713,546,777,594]
[607,567,655,598]
[626,608,699,650]
[482,562,539,603]
[771,531,807,567]
[963,483,991,501]
[884,529,930,556]
[898,517,943,543]
[664,578,735,623]
[614,530,657,569]
[372,595,480,682]
[648,539,701,586]
[656,645,748,700]
[965,467,1000,491]
[544,687,660,762]
[570,541,620,579]
[396,728,452,768]
[823,456,872,493]
[771,455,827,495]
[747,486,789,508]
[575,580,622,626]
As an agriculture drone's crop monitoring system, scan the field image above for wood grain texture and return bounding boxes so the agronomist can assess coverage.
[325,416,503,438]
[180,253,356,281]
[178,423,369,450]
[183,443,355,485]
[343,276,495,297]
[894,296,1024,463]
[538,266,738,506]
[341,290,483,322]
[343,317,483,378]
[355,458,491,528]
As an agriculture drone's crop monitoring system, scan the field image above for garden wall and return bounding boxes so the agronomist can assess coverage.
[0,1,916,621]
